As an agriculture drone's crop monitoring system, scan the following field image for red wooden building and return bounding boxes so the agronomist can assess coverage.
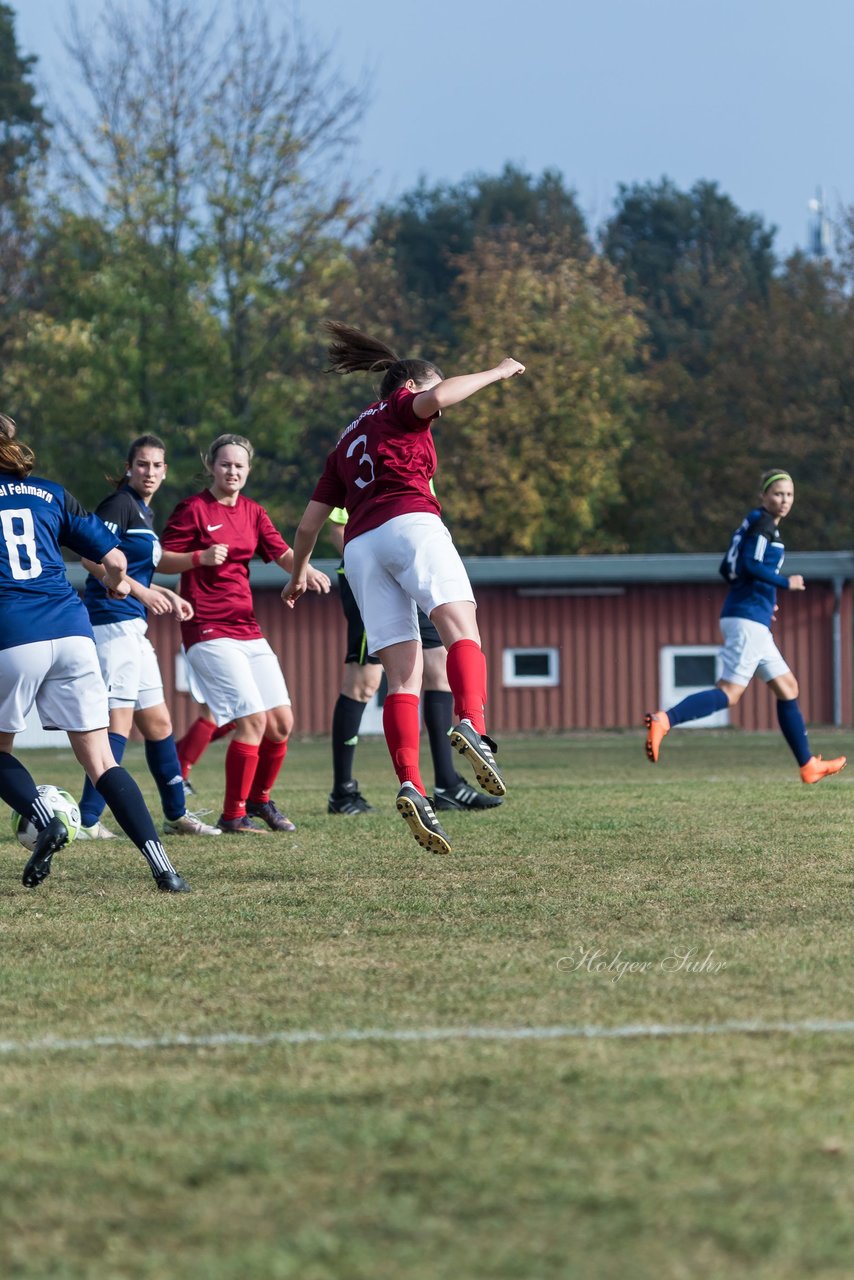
[113,551,854,739]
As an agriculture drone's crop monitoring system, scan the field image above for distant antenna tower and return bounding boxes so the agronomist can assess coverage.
[807,186,832,257]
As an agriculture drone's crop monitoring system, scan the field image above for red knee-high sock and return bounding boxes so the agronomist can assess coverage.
[446,639,487,734]
[383,692,425,793]
[223,740,260,820]
[176,716,217,778]
[249,738,288,805]
[211,720,236,743]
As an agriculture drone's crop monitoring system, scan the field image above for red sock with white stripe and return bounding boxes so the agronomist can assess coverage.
[383,693,425,793]
[446,639,487,735]
[223,740,260,820]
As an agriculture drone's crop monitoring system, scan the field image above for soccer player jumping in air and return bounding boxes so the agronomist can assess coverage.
[645,469,846,784]
[284,322,525,855]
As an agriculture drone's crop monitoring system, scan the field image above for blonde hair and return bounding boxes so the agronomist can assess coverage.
[203,433,254,472]
[0,414,35,479]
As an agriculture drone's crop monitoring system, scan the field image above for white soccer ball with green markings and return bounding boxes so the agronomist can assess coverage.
[11,784,82,851]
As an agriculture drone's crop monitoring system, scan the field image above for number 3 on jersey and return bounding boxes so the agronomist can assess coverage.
[346,433,375,490]
[1,508,43,580]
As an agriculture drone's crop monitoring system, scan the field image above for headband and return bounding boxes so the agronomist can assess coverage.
[762,471,792,493]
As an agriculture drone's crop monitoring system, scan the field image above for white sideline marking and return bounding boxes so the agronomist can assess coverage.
[1,1019,853,1056]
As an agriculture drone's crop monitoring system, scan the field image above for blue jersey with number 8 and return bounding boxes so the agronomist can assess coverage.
[0,472,118,650]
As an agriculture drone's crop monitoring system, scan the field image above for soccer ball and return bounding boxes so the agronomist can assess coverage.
[11,784,82,852]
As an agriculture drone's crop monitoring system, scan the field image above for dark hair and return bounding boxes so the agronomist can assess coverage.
[113,433,167,488]
[325,321,442,399]
[0,414,35,479]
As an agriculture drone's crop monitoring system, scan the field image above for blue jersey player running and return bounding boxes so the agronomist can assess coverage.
[77,434,220,839]
[645,469,846,784]
[0,414,191,891]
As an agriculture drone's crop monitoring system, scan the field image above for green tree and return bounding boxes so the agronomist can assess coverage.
[371,164,589,348]
[607,250,854,553]
[438,233,645,555]
[198,3,365,433]
[2,207,227,511]
[0,3,48,352]
[12,0,365,525]
[600,178,785,551]
[603,178,776,363]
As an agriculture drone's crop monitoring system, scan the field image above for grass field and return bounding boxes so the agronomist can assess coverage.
[2,730,853,1279]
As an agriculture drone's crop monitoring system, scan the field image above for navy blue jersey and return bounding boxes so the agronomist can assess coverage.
[719,506,789,627]
[83,485,160,625]
[0,471,118,651]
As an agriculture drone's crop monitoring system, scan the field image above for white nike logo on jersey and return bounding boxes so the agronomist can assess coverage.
[206,523,223,531]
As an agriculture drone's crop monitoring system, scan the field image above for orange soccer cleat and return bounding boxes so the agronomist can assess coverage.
[644,711,671,764]
[799,755,847,785]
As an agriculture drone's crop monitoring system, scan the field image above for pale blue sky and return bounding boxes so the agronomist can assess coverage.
[12,0,853,255]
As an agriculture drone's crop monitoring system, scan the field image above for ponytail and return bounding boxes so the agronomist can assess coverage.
[0,414,35,479]
[324,321,442,398]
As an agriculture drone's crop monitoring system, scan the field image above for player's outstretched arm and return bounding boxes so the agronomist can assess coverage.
[412,357,525,419]
[276,547,331,595]
[282,500,332,608]
[82,556,178,613]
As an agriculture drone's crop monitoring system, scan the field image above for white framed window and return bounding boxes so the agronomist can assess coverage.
[659,645,729,727]
[502,647,560,688]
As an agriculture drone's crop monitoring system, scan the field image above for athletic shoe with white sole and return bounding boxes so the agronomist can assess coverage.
[162,811,221,836]
[77,820,118,840]
[433,776,504,811]
[395,782,452,855]
[448,720,506,796]
[22,816,69,887]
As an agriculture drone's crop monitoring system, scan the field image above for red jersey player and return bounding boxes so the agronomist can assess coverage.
[160,433,330,833]
[284,322,525,855]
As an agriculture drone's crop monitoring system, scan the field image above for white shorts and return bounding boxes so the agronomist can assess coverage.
[184,637,290,725]
[343,512,475,652]
[0,635,109,733]
[92,618,164,711]
[719,616,790,686]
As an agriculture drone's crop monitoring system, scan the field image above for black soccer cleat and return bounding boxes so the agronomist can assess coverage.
[155,870,192,893]
[328,780,375,815]
[395,782,452,855]
[216,813,268,835]
[22,817,69,888]
[246,799,296,832]
[448,721,506,797]
[433,776,504,811]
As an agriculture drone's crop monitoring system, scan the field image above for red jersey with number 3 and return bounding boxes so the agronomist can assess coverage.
[161,489,289,649]
[312,387,441,543]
